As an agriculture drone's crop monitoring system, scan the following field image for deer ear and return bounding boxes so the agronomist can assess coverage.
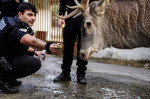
[94,0,114,16]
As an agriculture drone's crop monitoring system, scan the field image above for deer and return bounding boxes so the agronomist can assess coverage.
[55,0,150,60]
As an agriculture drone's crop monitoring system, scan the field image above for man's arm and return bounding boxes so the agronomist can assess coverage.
[57,0,67,27]
[59,0,68,16]
[20,34,59,54]
[20,34,46,49]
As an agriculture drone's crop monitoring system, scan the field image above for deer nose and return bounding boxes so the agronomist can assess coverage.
[80,52,86,60]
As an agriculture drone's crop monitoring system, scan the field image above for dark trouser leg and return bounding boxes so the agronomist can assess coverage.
[7,55,41,79]
[61,25,78,75]
[0,55,32,94]
[0,73,19,94]
[76,24,88,76]
[0,55,41,94]
[0,68,11,82]
[76,24,88,84]
[53,24,78,82]
[76,52,88,84]
[76,52,87,76]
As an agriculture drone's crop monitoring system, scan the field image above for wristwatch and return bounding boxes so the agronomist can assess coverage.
[32,49,37,54]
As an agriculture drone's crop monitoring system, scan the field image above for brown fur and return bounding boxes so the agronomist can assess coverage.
[79,0,150,60]
[101,0,150,49]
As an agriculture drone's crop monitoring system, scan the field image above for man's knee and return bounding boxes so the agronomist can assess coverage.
[32,58,41,71]
[9,57,41,79]
[23,58,41,76]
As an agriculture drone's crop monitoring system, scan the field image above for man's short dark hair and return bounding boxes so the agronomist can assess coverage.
[17,2,37,14]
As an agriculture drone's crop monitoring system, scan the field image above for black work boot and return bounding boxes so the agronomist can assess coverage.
[8,79,22,87]
[53,72,71,82]
[77,75,87,84]
[76,65,87,84]
[0,80,19,94]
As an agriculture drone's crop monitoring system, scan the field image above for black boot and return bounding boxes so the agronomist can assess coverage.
[53,72,71,82]
[77,75,87,84]
[76,65,87,84]
[8,79,22,87]
[0,80,19,94]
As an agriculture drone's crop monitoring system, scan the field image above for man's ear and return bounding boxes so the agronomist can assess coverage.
[18,12,23,18]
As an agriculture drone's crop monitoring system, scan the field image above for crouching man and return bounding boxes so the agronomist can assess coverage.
[0,2,61,94]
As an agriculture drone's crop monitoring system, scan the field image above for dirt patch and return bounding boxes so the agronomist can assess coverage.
[89,57,150,69]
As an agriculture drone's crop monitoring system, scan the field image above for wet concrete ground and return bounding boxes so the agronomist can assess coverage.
[0,55,150,99]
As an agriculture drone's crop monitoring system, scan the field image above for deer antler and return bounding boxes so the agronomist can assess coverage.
[55,0,90,19]
[74,0,80,5]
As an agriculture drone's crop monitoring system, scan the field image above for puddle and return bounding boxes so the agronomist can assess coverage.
[45,74,55,80]
[0,55,150,99]
[101,87,133,98]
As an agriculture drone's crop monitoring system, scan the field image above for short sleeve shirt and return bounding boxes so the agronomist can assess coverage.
[6,26,30,55]
[7,27,29,44]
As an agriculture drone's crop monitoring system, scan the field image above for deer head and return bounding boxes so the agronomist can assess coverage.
[55,0,114,60]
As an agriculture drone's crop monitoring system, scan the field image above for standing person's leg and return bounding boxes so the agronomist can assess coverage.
[76,23,88,84]
[54,23,78,82]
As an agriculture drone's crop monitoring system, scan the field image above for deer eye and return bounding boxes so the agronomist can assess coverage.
[84,20,92,29]
[86,22,91,27]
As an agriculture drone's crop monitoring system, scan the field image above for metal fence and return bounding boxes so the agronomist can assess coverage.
[29,0,63,42]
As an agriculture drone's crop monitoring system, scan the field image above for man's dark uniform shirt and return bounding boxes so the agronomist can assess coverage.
[0,16,32,58]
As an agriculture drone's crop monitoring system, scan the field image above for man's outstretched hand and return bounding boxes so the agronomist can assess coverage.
[49,43,63,54]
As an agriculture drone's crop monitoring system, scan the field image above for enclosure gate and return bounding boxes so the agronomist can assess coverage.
[29,0,63,42]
